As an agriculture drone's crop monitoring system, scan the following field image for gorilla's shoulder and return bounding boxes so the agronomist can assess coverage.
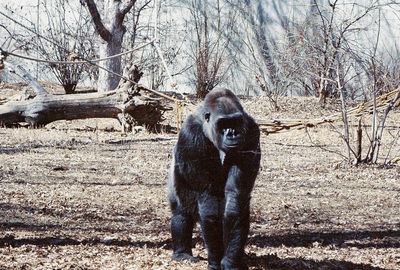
[178,113,203,139]
[181,113,202,134]
[246,113,260,132]
[176,113,212,154]
[243,112,260,147]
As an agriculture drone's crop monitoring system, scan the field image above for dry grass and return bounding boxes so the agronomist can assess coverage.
[0,85,399,269]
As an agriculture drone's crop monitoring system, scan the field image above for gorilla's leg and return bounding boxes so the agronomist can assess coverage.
[170,198,198,262]
[221,168,252,270]
[198,193,224,270]
[221,203,249,270]
[171,213,197,261]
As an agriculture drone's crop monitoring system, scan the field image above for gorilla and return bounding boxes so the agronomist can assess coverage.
[167,88,261,270]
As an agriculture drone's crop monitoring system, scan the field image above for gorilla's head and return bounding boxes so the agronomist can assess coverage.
[201,88,248,153]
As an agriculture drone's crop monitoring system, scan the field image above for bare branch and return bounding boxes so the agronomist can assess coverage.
[83,0,112,42]
[120,0,139,16]
[5,61,48,96]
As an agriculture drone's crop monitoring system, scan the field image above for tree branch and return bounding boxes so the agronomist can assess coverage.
[120,0,138,17]
[6,62,48,96]
[83,0,112,42]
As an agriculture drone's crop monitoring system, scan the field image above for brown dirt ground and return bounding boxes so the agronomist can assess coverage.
[0,84,399,270]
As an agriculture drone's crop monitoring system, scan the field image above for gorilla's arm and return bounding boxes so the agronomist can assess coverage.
[222,120,261,269]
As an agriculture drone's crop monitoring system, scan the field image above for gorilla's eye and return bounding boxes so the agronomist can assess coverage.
[217,117,243,131]
[204,112,211,122]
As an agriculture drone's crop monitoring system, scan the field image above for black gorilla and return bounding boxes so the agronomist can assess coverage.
[168,88,261,270]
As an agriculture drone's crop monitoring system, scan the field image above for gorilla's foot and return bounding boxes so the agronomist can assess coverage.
[208,263,222,270]
[221,257,248,270]
[172,252,200,263]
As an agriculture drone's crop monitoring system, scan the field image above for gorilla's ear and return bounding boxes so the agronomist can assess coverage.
[204,112,211,122]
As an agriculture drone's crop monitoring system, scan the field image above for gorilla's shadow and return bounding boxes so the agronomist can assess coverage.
[0,235,389,270]
[0,231,394,269]
[104,137,175,145]
[249,229,400,249]
[247,253,387,270]
[245,229,399,269]
[0,144,49,155]
[0,234,170,249]
[0,179,165,187]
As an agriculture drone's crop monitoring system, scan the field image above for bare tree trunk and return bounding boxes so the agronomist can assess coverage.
[98,31,124,91]
[96,0,124,91]
[355,118,363,164]
[84,0,137,92]
[337,64,352,161]
[318,76,328,104]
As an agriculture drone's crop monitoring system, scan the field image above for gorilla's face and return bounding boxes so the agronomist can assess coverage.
[214,112,245,151]
[202,93,247,153]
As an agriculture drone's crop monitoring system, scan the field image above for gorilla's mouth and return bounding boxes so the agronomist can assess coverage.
[222,128,243,149]
[223,142,240,149]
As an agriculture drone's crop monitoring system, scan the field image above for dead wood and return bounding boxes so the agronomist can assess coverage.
[0,61,172,131]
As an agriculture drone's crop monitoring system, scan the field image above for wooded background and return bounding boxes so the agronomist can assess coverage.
[0,0,399,165]
[1,0,399,102]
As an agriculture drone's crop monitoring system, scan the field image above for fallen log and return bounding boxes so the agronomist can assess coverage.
[0,61,172,131]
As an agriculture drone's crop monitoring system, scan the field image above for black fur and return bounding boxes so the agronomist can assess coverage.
[168,88,261,270]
